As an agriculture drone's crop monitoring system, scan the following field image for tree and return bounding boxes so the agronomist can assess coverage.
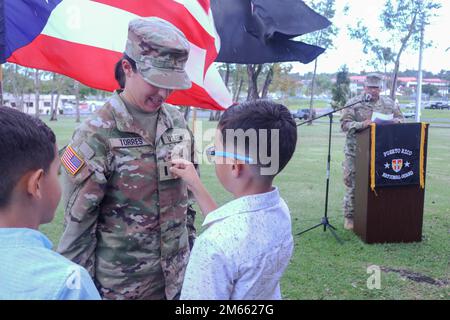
[422,84,438,98]
[400,69,434,78]
[183,106,191,122]
[49,73,68,121]
[331,66,350,109]
[34,69,41,118]
[232,65,246,102]
[3,64,33,112]
[349,0,441,100]
[74,80,81,123]
[372,46,396,91]
[348,22,396,87]
[245,63,295,102]
[246,64,263,101]
[304,0,338,124]
[437,70,450,82]
[217,63,248,103]
[314,74,333,95]
[212,63,248,121]
[270,64,299,98]
[260,65,274,99]
[213,63,232,120]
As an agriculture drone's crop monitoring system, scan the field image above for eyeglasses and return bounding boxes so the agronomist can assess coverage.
[205,146,254,164]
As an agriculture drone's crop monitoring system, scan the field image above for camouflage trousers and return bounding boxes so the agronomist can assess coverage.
[342,154,356,219]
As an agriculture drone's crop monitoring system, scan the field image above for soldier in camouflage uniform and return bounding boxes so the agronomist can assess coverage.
[57,17,197,300]
[340,73,404,230]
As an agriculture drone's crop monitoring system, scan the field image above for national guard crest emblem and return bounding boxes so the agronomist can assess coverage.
[392,159,403,173]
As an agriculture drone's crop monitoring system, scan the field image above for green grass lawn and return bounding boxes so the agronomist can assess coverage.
[41,115,449,300]
[421,109,450,121]
[274,98,331,110]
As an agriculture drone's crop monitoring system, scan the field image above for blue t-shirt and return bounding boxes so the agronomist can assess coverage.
[0,228,100,300]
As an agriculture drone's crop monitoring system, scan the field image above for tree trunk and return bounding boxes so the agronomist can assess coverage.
[50,73,56,120]
[50,73,62,121]
[390,13,417,101]
[50,91,59,121]
[234,78,243,102]
[214,63,230,117]
[34,69,40,118]
[183,106,191,122]
[11,65,24,112]
[0,66,3,106]
[261,65,274,99]
[74,80,81,123]
[224,64,230,88]
[391,59,400,101]
[50,92,54,117]
[308,58,319,125]
[232,65,239,100]
[247,64,262,101]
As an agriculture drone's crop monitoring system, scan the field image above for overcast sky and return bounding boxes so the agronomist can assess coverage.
[290,0,450,75]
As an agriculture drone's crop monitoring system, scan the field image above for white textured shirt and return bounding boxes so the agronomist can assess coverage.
[181,187,294,300]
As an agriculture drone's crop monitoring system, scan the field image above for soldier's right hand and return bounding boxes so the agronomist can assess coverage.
[363,119,372,128]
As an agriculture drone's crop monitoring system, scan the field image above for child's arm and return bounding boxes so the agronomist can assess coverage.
[170,159,218,216]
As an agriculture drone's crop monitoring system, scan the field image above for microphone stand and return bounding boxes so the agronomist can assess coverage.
[296,98,369,244]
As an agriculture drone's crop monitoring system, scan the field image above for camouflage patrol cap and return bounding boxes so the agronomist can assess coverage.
[125,17,192,90]
[365,73,383,88]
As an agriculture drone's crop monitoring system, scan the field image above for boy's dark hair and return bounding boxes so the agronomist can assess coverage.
[218,100,297,176]
[0,107,56,208]
[114,54,137,89]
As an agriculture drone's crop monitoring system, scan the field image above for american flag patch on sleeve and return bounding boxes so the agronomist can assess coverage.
[61,146,85,176]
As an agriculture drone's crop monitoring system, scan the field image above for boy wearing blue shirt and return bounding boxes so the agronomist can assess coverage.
[0,107,100,300]
[170,100,297,300]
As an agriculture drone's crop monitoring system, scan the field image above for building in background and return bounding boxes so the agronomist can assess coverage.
[2,93,106,115]
[349,75,449,97]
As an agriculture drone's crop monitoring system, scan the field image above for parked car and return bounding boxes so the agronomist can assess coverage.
[404,103,416,110]
[429,101,450,110]
[422,102,431,109]
[292,108,317,120]
[403,111,416,118]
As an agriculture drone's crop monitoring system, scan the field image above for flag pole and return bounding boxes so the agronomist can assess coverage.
[415,12,425,123]
[192,107,197,136]
[0,64,3,106]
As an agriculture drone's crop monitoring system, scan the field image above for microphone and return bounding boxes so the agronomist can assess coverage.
[364,93,372,102]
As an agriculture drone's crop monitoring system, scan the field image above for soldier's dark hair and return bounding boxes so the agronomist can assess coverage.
[0,107,56,208]
[218,100,297,176]
[114,54,137,88]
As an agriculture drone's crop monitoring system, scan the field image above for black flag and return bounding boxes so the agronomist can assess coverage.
[211,0,331,64]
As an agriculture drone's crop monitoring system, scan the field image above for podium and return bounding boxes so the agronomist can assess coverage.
[354,123,428,244]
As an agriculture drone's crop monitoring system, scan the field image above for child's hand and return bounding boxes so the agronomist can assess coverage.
[170,159,217,216]
[170,159,200,191]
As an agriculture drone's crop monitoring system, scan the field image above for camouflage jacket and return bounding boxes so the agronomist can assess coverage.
[57,91,197,300]
[340,95,404,157]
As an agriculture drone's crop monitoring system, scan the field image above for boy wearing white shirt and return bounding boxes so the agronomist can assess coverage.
[170,100,297,300]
